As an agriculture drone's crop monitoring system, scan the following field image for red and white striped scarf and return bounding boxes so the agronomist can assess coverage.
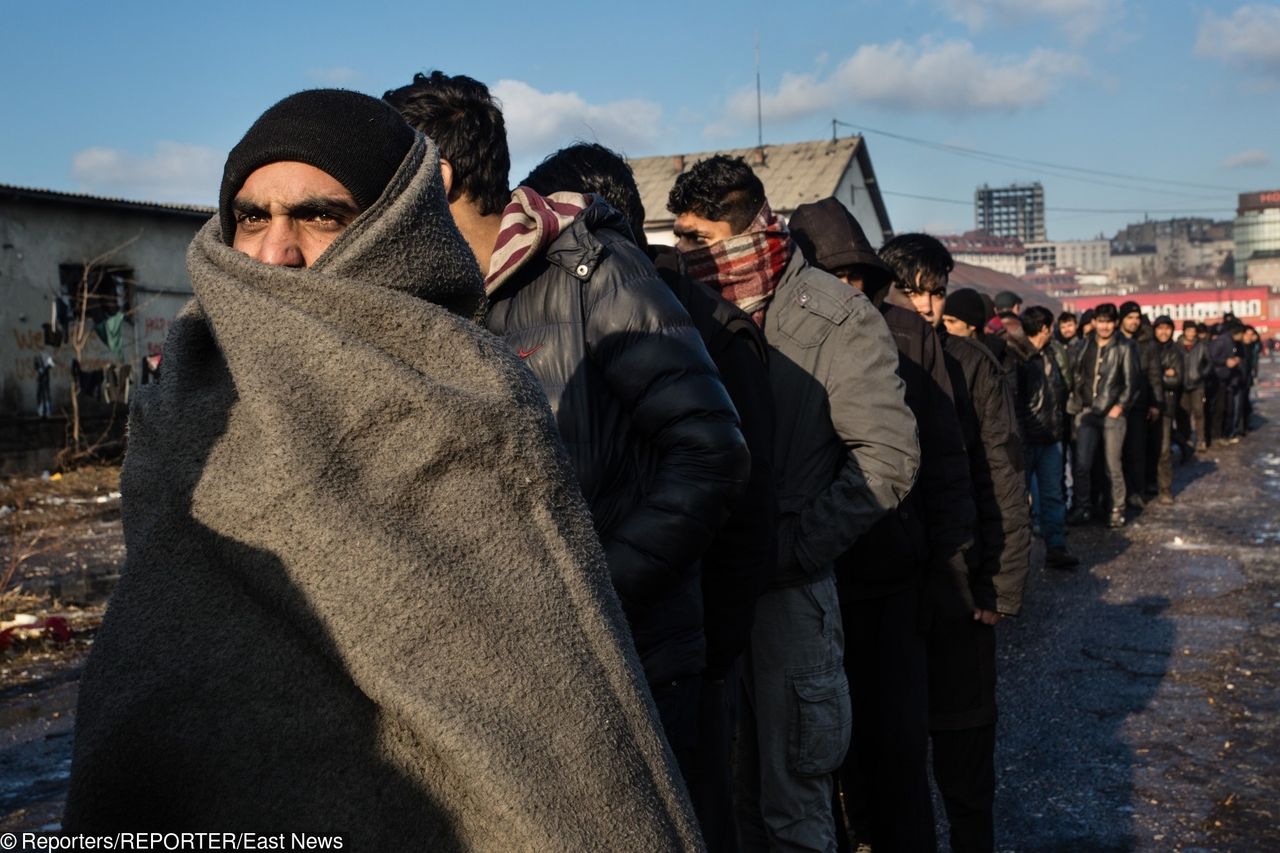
[679,203,793,328]
[485,187,591,296]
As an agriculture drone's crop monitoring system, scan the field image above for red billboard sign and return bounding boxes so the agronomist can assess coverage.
[1061,287,1275,333]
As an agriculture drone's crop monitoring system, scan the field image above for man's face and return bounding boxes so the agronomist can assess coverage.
[1094,315,1117,341]
[1029,327,1053,350]
[673,212,738,253]
[231,161,361,267]
[1059,319,1077,339]
[1183,326,1198,343]
[942,315,974,338]
[902,272,948,327]
[1245,330,1258,344]
[1121,312,1142,335]
[1155,324,1173,343]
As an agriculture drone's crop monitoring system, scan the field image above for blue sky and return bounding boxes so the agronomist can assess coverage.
[3,0,1279,240]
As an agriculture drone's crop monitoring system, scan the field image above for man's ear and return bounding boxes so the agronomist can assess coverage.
[439,158,454,198]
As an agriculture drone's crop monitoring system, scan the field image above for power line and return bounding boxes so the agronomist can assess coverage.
[835,119,1248,195]
[880,189,1235,215]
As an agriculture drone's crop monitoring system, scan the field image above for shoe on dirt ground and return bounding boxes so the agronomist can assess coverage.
[1067,508,1092,526]
[1157,493,1174,505]
[1046,548,1081,570]
[1109,511,1126,529]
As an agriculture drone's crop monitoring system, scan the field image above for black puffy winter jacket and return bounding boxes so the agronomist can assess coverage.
[485,200,750,683]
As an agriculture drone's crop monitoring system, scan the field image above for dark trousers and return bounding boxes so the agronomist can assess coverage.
[1123,406,1149,499]
[1208,382,1232,443]
[1157,414,1175,497]
[927,594,998,853]
[1074,412,1127,514]
[835,588,934,852]
[931,724,997,853]
[655,673,742,852]
[1175,388,1205,447]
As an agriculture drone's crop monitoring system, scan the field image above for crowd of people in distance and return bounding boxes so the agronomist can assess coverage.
[61,74,1268,853]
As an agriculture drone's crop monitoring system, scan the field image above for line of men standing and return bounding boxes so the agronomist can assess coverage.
[379,71,1048,852]
[81,73,1269,851]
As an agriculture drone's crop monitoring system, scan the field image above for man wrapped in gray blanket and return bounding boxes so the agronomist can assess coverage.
[64,89,704,851]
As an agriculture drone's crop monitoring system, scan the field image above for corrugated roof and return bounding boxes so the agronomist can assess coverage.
[950,261,1063,314]
[629,137,889,234]
[0,182,214,217]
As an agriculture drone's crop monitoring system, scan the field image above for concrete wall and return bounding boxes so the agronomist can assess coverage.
[0,196,207,425]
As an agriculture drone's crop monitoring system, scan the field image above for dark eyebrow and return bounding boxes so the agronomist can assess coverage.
[285,195,362,221]
[231,198,269,217]
[230,195,361,221]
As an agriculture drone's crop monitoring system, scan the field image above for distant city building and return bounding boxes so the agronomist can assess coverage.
[1112,216,1234,278]
[1108,244,1159,283]
[629,136,893,249]
[1235,190,1280,285]
[1024,239,1110,274]
[938,230,1025,277]
[975,182,1045,243]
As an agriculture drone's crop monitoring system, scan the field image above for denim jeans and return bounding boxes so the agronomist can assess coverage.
[736,576,850,852]
[1074,412,1127,514]
[1026,441,1066,549]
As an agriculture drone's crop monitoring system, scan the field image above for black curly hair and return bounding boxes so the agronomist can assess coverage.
[521,143,646,248]
[878,233,954,294]
[383,71,511,216]
[666,155,765,235]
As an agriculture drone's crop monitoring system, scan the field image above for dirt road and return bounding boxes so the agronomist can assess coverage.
[2,368,1278,849]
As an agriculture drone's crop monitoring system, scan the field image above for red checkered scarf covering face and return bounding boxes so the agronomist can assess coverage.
[679,202,794,328]
[485,186,591,296]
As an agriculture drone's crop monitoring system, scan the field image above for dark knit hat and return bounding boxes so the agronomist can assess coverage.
[994,290,1022,311]
[219,89,417,244]
[788,198,892,283]
[1080,308,1096,326]
[943,288,987,331]
[1154,315,1174,329]
[1119,300,1142,319]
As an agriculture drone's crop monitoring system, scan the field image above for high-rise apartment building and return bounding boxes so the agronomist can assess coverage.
[1235,190,1280,285]
[975,182,1045,243]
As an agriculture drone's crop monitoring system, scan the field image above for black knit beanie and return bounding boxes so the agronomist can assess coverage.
[943,288,987,331]
[219,89,416,244]
[1119,300,1142,319]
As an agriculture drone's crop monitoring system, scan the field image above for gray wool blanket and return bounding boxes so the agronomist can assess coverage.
[64,135,703,851]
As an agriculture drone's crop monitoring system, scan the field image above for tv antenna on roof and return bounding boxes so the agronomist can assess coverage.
[755,32,763,150]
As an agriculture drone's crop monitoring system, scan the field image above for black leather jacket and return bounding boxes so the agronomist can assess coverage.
[1155,338,1184,411]
[1181,338,1210,391]
[1069,334,1141,416]
[1008,334,1065,444]
[486,200,750,683]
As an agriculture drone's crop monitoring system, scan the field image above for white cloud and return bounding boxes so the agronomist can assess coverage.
[940,0,1119,42]
[1223,148,1271,169]
[491,79,663,163]
[307,66,361,85]
[1196,5,1280,75]
[72,142,222,204]
[723,39,1087,125]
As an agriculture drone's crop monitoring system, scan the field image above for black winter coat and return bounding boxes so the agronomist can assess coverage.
[1069,335,1141,416]
[1181,338,1210,391]
[1155,338,1184,410]
[939,330,1031,617]
[652,247,777,678]
[1007,334,1066,444]
[486,201,750,683]
[835,303,975,617]
[1125,328,1164,413]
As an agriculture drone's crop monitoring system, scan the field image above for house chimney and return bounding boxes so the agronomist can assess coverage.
[672,154,685,173]
[751,146,766,167]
